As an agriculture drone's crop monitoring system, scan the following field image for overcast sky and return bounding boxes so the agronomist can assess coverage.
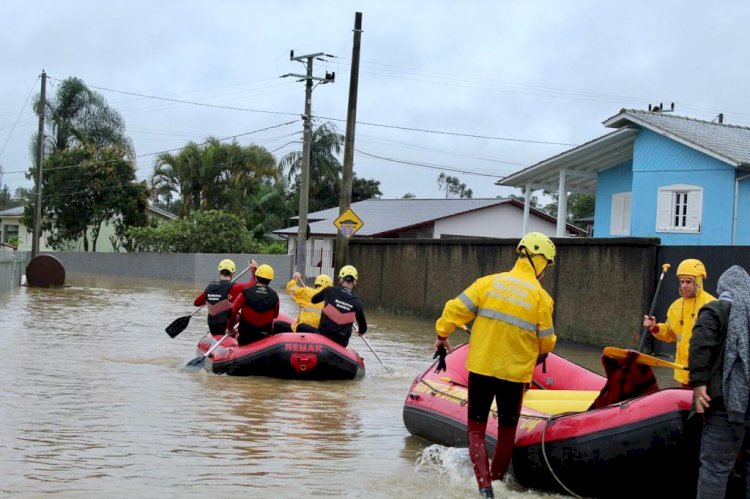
[2,1,749,202]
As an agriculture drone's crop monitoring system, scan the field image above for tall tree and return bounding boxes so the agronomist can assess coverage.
[437,172,473,198]
[30,76,133,159]
[152,138,278,218]
[280,122,381,212]
[22,146,149,251]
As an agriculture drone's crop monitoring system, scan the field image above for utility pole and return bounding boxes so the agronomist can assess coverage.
[283,52,335,277]
[31,70,46,260]
[335,12,363,275]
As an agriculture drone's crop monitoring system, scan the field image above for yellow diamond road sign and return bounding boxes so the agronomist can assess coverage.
[333,208,364,238]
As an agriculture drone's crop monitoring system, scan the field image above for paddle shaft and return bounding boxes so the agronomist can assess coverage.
[166,265,252,337]
[186,333,230,367]
[638,263,672,352]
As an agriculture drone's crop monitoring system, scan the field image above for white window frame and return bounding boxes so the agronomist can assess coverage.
[610,192,632,235]
[656,184,703,233]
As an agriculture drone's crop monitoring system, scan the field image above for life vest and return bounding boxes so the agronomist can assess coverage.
[239,285,279,329]
[205,280,233,326]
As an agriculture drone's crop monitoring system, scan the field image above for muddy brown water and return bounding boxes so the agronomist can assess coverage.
[0,273,679,498]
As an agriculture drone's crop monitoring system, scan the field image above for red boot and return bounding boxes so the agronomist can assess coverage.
[489,424,517,482]
[468,419,492,490]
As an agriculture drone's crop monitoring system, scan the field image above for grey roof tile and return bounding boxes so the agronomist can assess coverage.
[275,198,509,236]
[606,109,750,165]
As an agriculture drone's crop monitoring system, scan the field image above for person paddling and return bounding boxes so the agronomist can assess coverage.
[310,265,367,347]
[227,264,279,346]
[193,258,257,335]
[433,232,557,498]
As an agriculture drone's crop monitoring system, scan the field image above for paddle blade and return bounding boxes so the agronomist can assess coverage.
[603,347,687,370]
[184,355,207,369]
[165,315,191,338]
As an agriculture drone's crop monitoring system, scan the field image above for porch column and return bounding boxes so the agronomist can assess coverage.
[522,184,531,235]
[556,169,568,237]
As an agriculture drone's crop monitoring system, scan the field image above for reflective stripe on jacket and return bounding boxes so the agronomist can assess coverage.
[286,279,323,328]
[435,258,556,383]
[654,287,716,384]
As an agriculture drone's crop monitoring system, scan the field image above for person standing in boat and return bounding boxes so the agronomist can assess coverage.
[689,265,750,499]
[227,264,279,346]
[433,232,557,499]
[310,265,367,347]
[193,258,258,335]
[273,272,333,333]
[643,259,716,386]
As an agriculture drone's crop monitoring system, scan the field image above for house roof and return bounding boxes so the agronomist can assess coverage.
[0,203,177,220]
[0,206,24,217]
[274,198,585,237]
[604,109,750,167]
[497,108,750,192]
[495,127,637,193]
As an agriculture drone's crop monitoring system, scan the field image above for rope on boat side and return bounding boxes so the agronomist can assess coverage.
[540,413,583,499]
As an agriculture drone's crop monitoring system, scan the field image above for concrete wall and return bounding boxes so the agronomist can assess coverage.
[44,252,294,284]
[348,237,660,348]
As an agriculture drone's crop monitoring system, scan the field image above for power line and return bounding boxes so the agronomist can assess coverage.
[355,148,506,178]
[0,76,40,160]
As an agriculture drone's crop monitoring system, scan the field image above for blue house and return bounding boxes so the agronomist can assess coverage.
[498,108,750,245]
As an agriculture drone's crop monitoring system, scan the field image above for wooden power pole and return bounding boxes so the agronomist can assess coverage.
[284,52,335,278]
[334,12,363,275]
[31,70,46,260]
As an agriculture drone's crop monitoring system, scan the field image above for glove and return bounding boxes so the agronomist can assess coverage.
[433,346,447,373]
[536,353,548,365]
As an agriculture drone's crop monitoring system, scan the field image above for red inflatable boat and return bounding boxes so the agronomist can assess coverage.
[195,314,365,380]
[403,343,700,498]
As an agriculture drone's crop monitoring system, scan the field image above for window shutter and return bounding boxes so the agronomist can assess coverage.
[656,190,672,231]
[622,194,632,235]
[610,195,623,234]
[610,193,631,235]
[687,189,703,231]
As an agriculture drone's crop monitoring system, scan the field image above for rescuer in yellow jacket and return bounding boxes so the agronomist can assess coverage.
[434,232,557,498]
[272,272,333,333]
[643,258,715,386]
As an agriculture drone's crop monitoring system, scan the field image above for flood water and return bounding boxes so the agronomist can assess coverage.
[0,274,679,498]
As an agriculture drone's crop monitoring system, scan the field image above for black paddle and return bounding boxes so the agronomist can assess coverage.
[184,332,231,369]
[637,263,671,352]
[165,265,251,338]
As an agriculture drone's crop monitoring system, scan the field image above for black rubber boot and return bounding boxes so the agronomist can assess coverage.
[478,486,495,498]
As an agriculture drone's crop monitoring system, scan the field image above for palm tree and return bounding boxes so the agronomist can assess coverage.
[30,77,133,160]
[279,122,344,184]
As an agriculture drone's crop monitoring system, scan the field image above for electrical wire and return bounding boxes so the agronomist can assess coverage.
[0,76,40,160]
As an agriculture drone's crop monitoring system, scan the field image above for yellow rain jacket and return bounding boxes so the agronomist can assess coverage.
[436,258,556,383]
[653,287,715,384]
[286,279,324,329]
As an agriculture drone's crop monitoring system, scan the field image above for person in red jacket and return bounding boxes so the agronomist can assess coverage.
[227,264,279,346]
[193,259,257,334]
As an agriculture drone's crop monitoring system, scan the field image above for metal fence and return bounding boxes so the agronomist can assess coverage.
[0,250,22,293]
[295,248,335,283]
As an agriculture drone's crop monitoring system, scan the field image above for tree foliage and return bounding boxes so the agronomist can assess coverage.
[437,172,473,198]
[22,146,149,251]
[281,122,381,212]
[541,190,596,223]
[31,76,133,159]
[127,209,281,253]
[152,138,278,218]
